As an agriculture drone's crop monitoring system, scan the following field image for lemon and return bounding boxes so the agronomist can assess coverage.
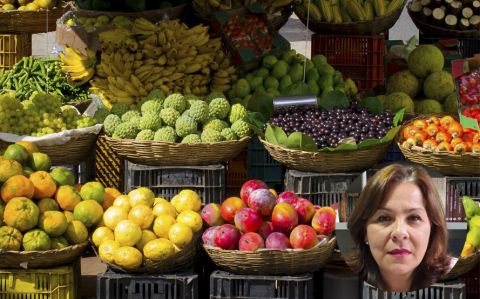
[176,210,203,233]
[153,215,176,238]
[143,238,175,262]
[128,204,154,229]
[135,230,157,252]
[103,206,128,230]
[168,223,193,248]
[114,246,143,270]
[171,190,201,213]
[128,187,155,207]
[99,239,120,263]
[114,220,142,246]
[92,226,114,247]
[112,195,131,213]
[153,198,176,218]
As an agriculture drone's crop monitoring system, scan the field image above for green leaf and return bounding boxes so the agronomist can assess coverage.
[360,97,383,114]
[265,125,288,145]
[358,138,381,149]
[393,108,405,127]
[317,90,349,111]
[245,112,266,137]
[379,126,402,144]
[285,132,318,151]
[248,90,274,120]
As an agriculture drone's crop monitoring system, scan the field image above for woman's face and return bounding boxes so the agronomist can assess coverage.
[366,182,431,283]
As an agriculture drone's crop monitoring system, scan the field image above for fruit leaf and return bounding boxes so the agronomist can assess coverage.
[247,90,274,121]
[285,132,318,151]
[358,138,381,149]
[360,97,383,114]
[265,125,287,145]
[379,126,402,144]
[393,108,405,127]
[245,112,266,137]
[317,90,349,111]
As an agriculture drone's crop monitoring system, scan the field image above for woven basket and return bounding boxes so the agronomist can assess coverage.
[0,241,89,269]
[396,116,480,176]
[104,136,251,166]
[442,251,480,280]
[0,1,72,34]
[295,3,404,35]
[0,131,99,165]
[97,235,199,274]
[259,137,392,173]
[203,237,336,275]
[407,2,480,38]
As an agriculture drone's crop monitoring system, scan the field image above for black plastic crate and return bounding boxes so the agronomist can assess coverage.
[363,280,466,299]
[381,143,405,163]
[210,270,313,299]
[460,261,479,299]
[247,138,285,190]
[419,32,480,59]
[124,162,226,204]
[431,176,480,222]
[97,269,198,299]
[284,169,363,221]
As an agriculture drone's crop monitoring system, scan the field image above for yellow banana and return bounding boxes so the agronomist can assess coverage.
[109,83,133,98]
[130,74,144,90]
[185,63,202,74]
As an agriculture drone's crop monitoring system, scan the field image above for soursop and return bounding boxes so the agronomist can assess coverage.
[154,126,177,143]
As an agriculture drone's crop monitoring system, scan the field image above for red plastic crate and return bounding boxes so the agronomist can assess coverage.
[226,149,247,197]
[311,34,385,91]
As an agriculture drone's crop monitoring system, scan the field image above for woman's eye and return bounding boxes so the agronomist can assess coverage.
[376,215,390,222]
[408,215,422,222]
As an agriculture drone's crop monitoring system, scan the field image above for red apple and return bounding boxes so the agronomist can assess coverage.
[213,224,241,250]
[220,197,246,223]
[271,203,298,234]
[202,226,219,246]
[234,208,263,233]
[201,203,224,227]
[238,232,265,251]
[248,188,276,218]
[276,191,298,204]
[290,225,319,249]
[240,179,268,203]
[258,221,274,239]
[292,198,315,224]
[311,207,336,235]
[265,232,291,249]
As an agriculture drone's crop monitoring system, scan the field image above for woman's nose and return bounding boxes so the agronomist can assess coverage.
[391,220,409,241]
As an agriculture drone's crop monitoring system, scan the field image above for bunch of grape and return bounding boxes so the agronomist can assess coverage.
[0,92,97,137]
[267,104,395,148]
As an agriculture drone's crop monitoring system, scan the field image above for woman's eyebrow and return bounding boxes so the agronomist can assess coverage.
[377,207,425,213]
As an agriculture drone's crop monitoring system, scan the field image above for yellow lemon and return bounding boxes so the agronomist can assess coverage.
[143,238,175,262]
[153,215,176,238]
[112,195,131,213]
[103,206,128,230]
[99,239,120,263]
[153,198,176,218]
[92,226,114,247]
[171,190,201,213]
[176,210,203,233]
[114,220,142,246]
[168,223,193,248]
[128,204,154,229]
[128,187,155,207]
[135,230,157,252]
[113,246,143,270]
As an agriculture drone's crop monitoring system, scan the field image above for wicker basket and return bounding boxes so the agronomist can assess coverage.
[407,2,480,38]
[104,136,251,166]
[0,241,89,269]
[0,1,72,34]
[442,251,480,280]
[396,116,480,176]
[0,131,99,165]
[203,237,336,275]
[295,3,404,35]
[259,137,392,173]
[97,235,199,274]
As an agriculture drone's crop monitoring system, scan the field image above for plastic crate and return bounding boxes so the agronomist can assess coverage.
[97,269,198,299]
[95,135,124,190]
[124,161,226,204]
[380,143,405,163]
[284,169,362,221]
[311,34,385,91]
[247,138,284,190]
[363,280,466,299]
[419,32,480,59]
[226,149,247,197]
[431,176,480,222]
[0,33,31,70]
[52,153,95,184]
[210,270,313,299]
[0,262,78,299]
[460,262,479,299]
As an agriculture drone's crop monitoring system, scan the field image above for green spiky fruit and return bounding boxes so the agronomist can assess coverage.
[160,108,180,127]
[154,126,177,143]
[231,120,251,138]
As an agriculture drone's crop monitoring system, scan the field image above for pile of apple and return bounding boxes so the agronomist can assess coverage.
[201,180,336,251]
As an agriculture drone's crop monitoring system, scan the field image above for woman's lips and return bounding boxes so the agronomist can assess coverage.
[388,249,412,256]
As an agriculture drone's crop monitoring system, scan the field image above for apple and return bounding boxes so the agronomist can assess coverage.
[271,203,298,234]
[213,224,241,250]
[292,198,315,224]
[240,179,268,203]
[247,188,276,217]
[220,197,246,223]
[238,232,264,251]
[234,208,263,233]
[201,203,224,227]
[265,232,291,249]
[290,225,319,249]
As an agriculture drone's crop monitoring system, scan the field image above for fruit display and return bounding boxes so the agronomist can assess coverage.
[88,18,237,106]
[228,50,358,104]
[0,143,106,252]
[94,188,202,270]
[75,0,186,12]
[295,0,405,23]
[0,92,97,136]
[0,0,60,11]
[64,15,133,33]
[463,105,480,124]
[201,179,336,251]
[383,44,457,114]
[102,90,252,143]
[59,46,97,86]
[458,71,480,106]
[0,56,90,102]
[408,0,480,30]
[401,115,480,153]
[461,196,480,257]
[192,0,294,20]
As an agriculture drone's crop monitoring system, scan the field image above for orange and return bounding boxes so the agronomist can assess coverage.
[1,175,34,202]
[153,198,176,218]
[55,185,82,211]
[64,220,88,244]
[37,198,59,213]
[29,171,57,199]
[113,246,143,270]
[128,187,155,207]
[3,197,39,232]
[80,182,105,203]
[135,230,157,252]
[3,144,29,165]
[92,226,115,247]
[73,200,103,227]
[0,159,23,183]
[103,187,122,210]
[64,211,74,223]
[38,211,68,237]
[153,215,176,238]
[143,238,175,262]
[15,141,39,155]
[29,152,51,171]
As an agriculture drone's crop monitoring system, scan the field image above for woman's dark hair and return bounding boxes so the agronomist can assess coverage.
[346,164,451,291]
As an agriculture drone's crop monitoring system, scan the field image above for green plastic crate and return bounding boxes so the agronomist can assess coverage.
[0,263,77,299]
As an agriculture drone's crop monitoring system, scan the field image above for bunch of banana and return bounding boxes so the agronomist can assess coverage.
[295,0,404,23]
[90,18,238,105]
[192,0,294,20]
[59,46,97,86]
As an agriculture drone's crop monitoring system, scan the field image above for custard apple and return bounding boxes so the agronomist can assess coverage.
[112,122,138,139]
[140,99,163,115]
[103,114,122,136]
[189,101,209,123]
[231,120,251,138]
[228,103,247,124]
[201,129,225,142]
[203,119,229,132]
[221,128,238,141]
[136,129,154,141]
[175,115,198,138]
[121,110,141,122]
[160,108,180,127]
[184,94,200,108]
[209,98,230,119]
[181,134,202,144]
[138,113,162,131]
[154,126,177,143]
[205,92,225,103]
[110,103,130,117]
[163,93,187,113]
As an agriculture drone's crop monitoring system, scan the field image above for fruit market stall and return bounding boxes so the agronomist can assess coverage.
[0,0,479,298]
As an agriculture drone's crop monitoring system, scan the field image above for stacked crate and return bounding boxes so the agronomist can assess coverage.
[0,33,31,70]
